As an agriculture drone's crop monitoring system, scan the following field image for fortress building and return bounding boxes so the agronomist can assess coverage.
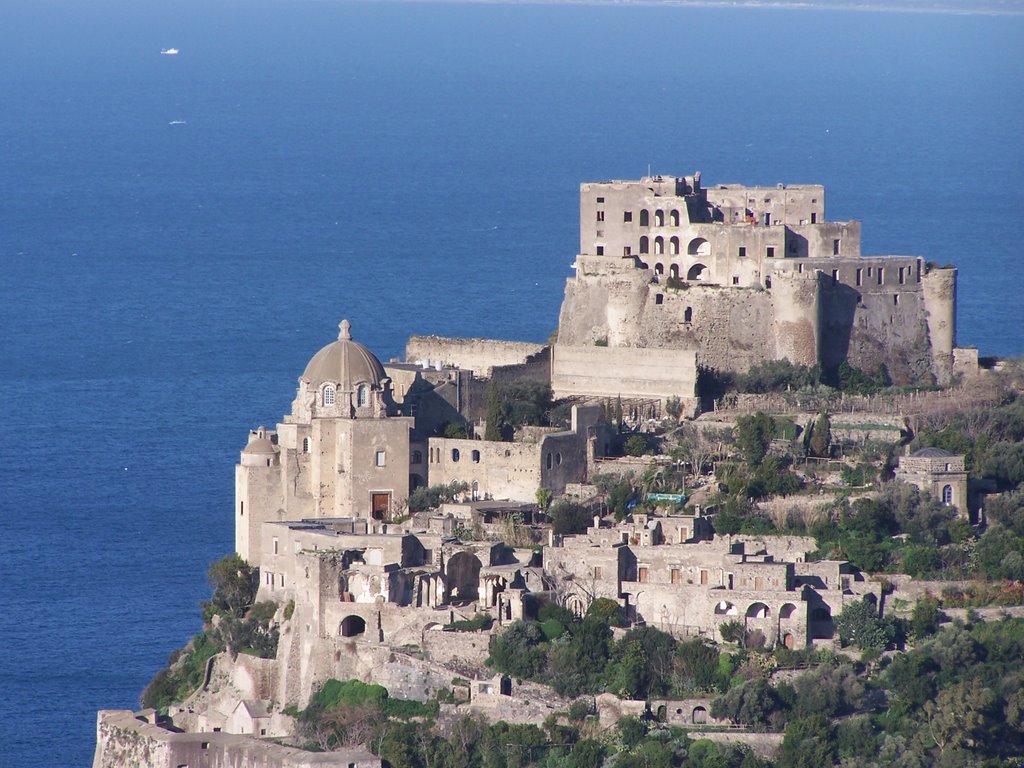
[552,173,963,407]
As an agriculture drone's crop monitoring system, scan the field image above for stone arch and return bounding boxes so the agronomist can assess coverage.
[565,594,587,617]
[640,236,649,254]
[340,615,366,637]
[670,209,680,227]
[654,262,664,275]
[714,600,737,616]
[446,551,482,602]
[942,484,953,504]
[654,209,665,227]
[779,603,797,620]
[692,706,708,724]
[669,264,680,280]
[357,384,369,407]
[687,237,711,256]
[654,236,664,255]
[322,384,336,407]
[669,236,680,255]
[746,602,770,619]
[687,263,707,281]
[639,209,650,227]
[656,705,667,722]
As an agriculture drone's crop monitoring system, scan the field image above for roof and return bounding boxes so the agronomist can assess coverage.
[242,427,277,455]
[301,319,386,390]
[909,447,955,458]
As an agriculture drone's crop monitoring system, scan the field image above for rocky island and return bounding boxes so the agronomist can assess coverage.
[93,172,1024,768]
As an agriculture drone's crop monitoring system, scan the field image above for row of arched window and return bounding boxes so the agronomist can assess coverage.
[639,236,710,256]
[321,383,371,407]
[638,209,681,227]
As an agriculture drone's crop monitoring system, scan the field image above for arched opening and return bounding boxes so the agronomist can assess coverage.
[654,262,664,275]
[669,236,680,255]
[656,705,667,723]
[323,385,336,406]
[714,601,737,616]
[452,449,460,462]
[655,294,664,305]
[654,236,664,255]
[639,236,649,254]
[692,706,708,725]
[639,210,650,227]
[746,602,770,619]
[687,263,707,281]
[500,676,512,696]
[779,603,797,620]
[302,437,311,453]
[546,452,553,470]
[565,594,586,617]
[446,552,482,602]
[472,450,481,463]
[684,307,693,323]
[340,615,366,637]
[670,209,680,227]
[357,384,369,407]
[687,237,711,256]
[411,450,423,464]
[765,277,772,289]
[782,633,795,650]
[654,209,665,227]
[669,264,680,279]
[942,485,953,505]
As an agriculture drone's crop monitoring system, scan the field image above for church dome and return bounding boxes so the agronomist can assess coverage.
[242,426,277,455]
[301,319,386,390]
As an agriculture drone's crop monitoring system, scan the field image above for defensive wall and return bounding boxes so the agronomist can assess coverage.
[405,336,548,379]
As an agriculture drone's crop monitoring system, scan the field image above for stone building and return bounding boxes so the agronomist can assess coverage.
[895,447,968,515]
[550,172,961,404]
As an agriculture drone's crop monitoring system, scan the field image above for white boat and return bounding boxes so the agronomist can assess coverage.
[168,120,187,125]
[160,48,179,55]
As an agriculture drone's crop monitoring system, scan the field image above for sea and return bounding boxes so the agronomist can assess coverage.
[0,1,1021,765]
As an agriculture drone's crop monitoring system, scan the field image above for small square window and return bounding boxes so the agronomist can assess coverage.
[738,246,746,258]
[732,276,739,285]
[596,196,604,203]
[596,245,604,255]
[766,247,775,258]
[624,211,633,222]
[375,450,386,467]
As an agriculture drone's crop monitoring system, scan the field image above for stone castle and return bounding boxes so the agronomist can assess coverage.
[93,172,968,767]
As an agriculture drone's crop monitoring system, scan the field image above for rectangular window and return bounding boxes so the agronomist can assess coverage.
[763,212,771,225]
[596,210,605,222]
[700,569,709,585]
[671,568,680,584]
[375,450,386,467]
[596,245,604,255]
[623,246,631,256]
[738,246,746,258]
[273,537,279,555]
[894,294,900,306]
[899,266,906,284]
[856,268,862,286]
[766,247,775,258]
[798,263,804,273]
[594,566,602,579]
[596,196,604,203]
[833,238,841,255]
[832,269,839,284]
[878,267,884,285]
[638,566,648,583]
[732,276,739,285]
[624,211,633,222]
[811,212,818,224]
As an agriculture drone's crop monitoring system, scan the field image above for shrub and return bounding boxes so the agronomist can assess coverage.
[623,434,650,456]
[444,614,493,632]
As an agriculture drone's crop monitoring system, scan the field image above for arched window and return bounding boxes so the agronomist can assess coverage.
[654,263,664,275]
[323,385,336,406]
[546,452,553,470]
[654,236,664,255]
[411,450,423,464]
[452,449,460,462]
[654,209,665,227]
[687,263,707,281]
[669,264,679,280]
[684,307,693,323]
[687,237,711,256]
[639,236,649,254]
[670,210,680,227]
[302,437,311,453]
[765,277,772,289]
[669,236,680,255]
[471,450,481,463]
[639,210,650,227]
[942,485,953,505]
[357,384,369,407]
[746,602,770,619]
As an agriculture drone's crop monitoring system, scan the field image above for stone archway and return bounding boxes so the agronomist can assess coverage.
[446,551,482,603]
[340,615,366,637]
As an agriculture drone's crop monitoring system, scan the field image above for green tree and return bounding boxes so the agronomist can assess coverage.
[735,412,775,468]
[485,380,506,441]
[549,500,591,535]
[623,434,650,456]
[835,599,898,651]
[778,714,837,768]
[204,553,257,619]
[806,412,832,458]
[488,621,546,679]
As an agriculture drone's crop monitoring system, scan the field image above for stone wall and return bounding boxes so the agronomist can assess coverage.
[405,336,547,379]
[551,344,698,402]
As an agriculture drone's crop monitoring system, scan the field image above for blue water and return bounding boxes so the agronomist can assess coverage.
[1,1,1021,765]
